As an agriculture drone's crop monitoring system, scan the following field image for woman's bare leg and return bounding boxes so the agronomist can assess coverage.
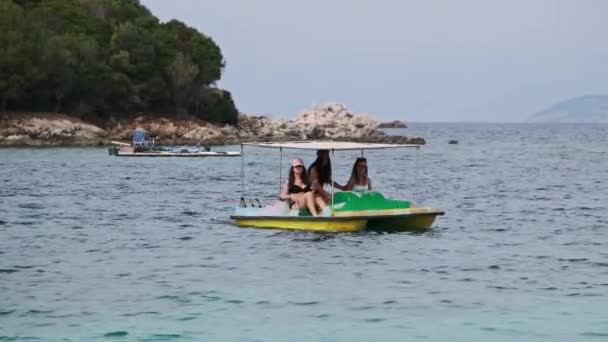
[315,196,327,211]
[294,194,317,216]
[293,194,305,211]
[305,192,318,216]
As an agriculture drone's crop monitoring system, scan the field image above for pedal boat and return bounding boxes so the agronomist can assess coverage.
[231,141,444,232]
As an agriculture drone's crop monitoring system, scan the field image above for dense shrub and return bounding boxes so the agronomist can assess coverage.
[0,0,238,124]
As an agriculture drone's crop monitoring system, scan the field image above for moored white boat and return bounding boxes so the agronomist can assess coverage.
[108,128,241,157]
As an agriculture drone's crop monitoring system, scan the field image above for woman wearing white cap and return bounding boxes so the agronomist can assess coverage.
[279,158,326,216]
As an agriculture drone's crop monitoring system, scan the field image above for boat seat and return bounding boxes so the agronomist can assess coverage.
[332,191,410,212]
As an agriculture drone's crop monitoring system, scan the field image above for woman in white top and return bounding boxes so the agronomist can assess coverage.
[345,157,372,191]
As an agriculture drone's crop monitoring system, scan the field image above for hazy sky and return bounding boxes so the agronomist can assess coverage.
[141,0,608,122]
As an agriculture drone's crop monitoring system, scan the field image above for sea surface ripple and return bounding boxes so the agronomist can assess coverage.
[1,123,607,341]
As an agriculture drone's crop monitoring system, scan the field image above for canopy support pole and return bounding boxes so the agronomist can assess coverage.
[415,145,420,204]
[331,149,335,209]
[240,144,245,206]
[279,147,283,194]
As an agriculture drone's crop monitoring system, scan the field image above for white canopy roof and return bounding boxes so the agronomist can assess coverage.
[242,141,420,150]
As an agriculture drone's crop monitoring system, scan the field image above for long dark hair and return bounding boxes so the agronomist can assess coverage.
[350,157,368,184]
[288,166,310,191]
[309,150,331,186]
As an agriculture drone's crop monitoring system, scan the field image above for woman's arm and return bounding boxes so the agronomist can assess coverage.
[309,167,321,191]
[344,178,354,191]
[333,180,347,191]
[279,181,291,201]
[367,178,372,190]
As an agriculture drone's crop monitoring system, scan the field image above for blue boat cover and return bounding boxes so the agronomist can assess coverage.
[133,129,148,143]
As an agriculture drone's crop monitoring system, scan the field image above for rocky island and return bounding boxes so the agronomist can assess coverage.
[378,120,407,128]
[0,0,423,147]
[0,103,424,146]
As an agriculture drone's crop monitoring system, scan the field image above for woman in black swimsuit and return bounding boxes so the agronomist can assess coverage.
[279,158,325,216]
[308,150,346,203]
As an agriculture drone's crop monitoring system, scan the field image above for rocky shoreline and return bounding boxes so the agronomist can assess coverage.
[0,103,424,146]
[378,120,407,128]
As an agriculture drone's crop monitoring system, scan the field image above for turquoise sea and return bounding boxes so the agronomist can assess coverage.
[1,123,607,341]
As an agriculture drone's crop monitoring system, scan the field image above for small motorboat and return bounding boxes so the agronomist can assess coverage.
[231,141,444,232]
[108,128,241,157]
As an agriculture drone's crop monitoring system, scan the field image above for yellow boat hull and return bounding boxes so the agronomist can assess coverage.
[232,208,443,232]
[334,207,444,231]
[232,216,368,232]
[366,213,439,230]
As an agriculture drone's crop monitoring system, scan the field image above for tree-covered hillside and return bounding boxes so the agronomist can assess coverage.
[0,0,238,124]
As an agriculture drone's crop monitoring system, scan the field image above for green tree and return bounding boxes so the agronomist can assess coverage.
[0,0,27,111]
[3,0,237,125]
[166,52,199,114]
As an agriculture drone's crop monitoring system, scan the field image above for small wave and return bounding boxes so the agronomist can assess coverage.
[458,278,476,282]
[13,265,35,269]
[487,285,518,290]
[350,305,374,311]
[121,311,159,317]
[289,301,320,306]
[156,295,179,300]
[0,269,19,274]
[138,244,161,249]
[103,331,128,338]
[580,332,608,337]
[24,310,53,315]
[201,295,222,302]
[141,334,182,341]
[558,258,588,262]
[15,221,36,226]
[363,317,386,323]
[18,203,45,210]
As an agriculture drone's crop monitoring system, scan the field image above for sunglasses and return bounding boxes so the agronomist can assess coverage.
[294,165,304,169]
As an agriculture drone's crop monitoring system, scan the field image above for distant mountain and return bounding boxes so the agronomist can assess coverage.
[529,95,608,123]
